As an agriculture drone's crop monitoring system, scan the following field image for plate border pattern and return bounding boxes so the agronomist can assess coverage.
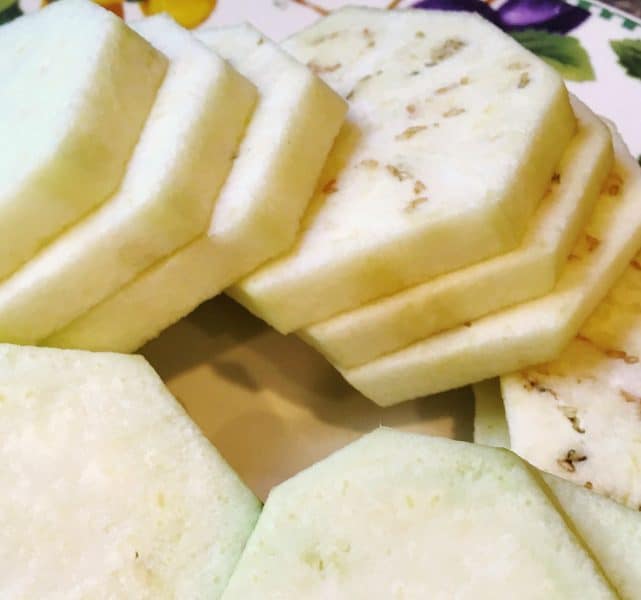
[565,0,641,30]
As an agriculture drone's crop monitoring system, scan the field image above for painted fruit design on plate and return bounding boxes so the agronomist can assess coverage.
[138,0,217,28]
[37,0,218,27]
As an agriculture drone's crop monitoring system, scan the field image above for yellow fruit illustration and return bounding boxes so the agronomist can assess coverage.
[41,1,123,17]
[95,0,123,17]
[140,0,217,29]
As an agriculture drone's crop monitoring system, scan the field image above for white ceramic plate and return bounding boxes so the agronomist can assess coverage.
[6,0,641,500]
[149,0,641,500]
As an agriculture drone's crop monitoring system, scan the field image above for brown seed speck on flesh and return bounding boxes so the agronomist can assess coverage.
[463,321,472,328]
[508,61,529,70]
[560,406,585,434]
[621,389,641,403]
[310,31,340,45]
[552,173,561,184]
[415,31,425,38]
[362,28,376,48]
[584,481,593,490]
[435,82,459,95]
[308,61,341,75]
[395,125,428,140]
[322,179,338,194]
[406,104,417,116]
[524,377,559,400]
[386,164,412,181]
[292,0,329,15]
[405,196,429,212]
[460,76,470,85]
[632,259,641,271]
[557,449,587,473]
[585,234,601,252]
[430,38,466,63]
[257,37,265,46]
[578,334,638,364]
[360,159,379,169]
[606,349,639,363]
[568,253,580,261]
[518,72,531,88]
[346,73,375,101]
[602,172,623,196]
[443,107,465,118]
[410,70,420,76]
[414,180,427,194]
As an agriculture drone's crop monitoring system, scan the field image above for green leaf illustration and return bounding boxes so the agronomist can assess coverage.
[0,1,22,26]
[512,29,595,82]
[610,39,641,80]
